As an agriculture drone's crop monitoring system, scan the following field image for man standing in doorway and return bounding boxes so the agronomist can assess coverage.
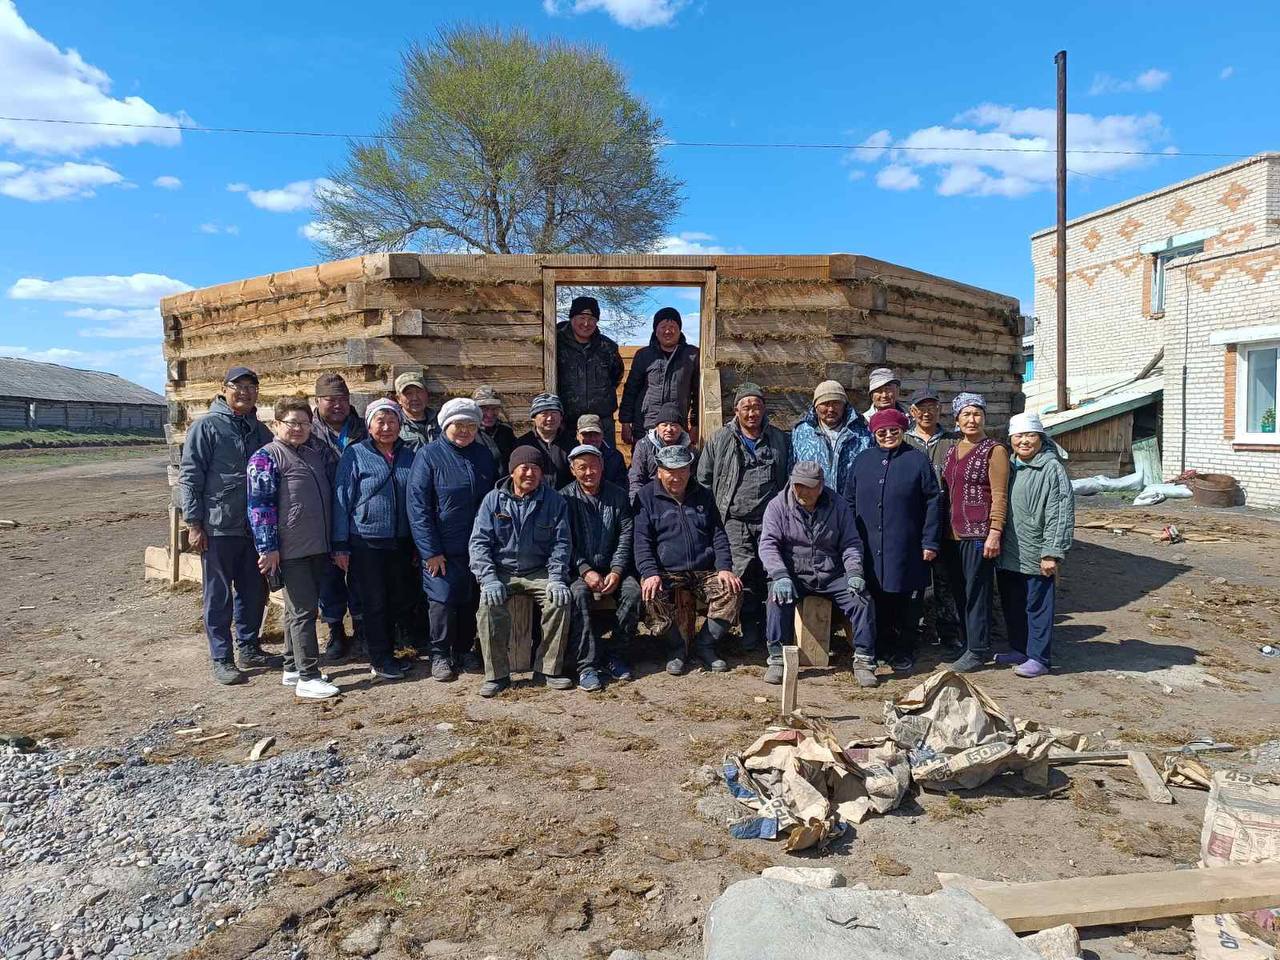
[619,306,700,447]
[556,296,624,445]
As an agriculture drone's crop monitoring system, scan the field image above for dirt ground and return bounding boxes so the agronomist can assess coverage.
[1,451,1278,959]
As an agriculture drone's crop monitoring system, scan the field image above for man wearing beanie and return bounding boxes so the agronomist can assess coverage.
[515,393,575,488]
[619,306,701,446]
[696,382,790,651]
[394,370,439,450]
[790,379,873,502]
[469,445,573,698]
[628,401,696,504]
[556,296,624,444]
[308,372,367,663]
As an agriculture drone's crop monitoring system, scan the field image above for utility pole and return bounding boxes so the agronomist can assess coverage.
[1055,49,1069,414]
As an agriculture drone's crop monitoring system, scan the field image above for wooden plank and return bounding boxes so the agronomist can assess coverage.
[161,258,367,315]
[794,595,831,667]
[965,863,1280,933]
[167,506,181,585]
[509,595,534,673]
[718,279,871,313]
[700,367,723,439]
[781,646,800,716]
[553,268,710,285]
[1128,751,1175,803]
[362,252,421,280]
[143,545,201,583]
[542,268,557,396]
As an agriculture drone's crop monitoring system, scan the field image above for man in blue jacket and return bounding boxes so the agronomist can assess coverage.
[561,444,640,691]
[469,446,573,698]
[789,380,872,501]
[634,445,742,675]
[179,365,274,685]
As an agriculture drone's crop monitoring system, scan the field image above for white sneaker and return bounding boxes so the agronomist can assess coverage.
[282,670,330,686]
[295,677,339,699]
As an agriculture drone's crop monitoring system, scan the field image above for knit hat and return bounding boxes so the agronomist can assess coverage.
[1008,412,1046,436]
[868,367,899,392]
[952,392,987,416]
[654,403,684,427]
[812,380,847,406]
[576,414,603,435]
[314,372,349,398]
[508,445,544,473]
[394,371,427,394]
[225,365,259,385]
[789,461,824,488]
[438,398,481,431]
[869,408,909,434]
[569,443,602,461]
[734,382,765,406]
[364,397,403,426]
[655,444,695,469]
[472,386,502,408]
[529,393,563,418]
[569,296,600,319]
[653,306,682,330]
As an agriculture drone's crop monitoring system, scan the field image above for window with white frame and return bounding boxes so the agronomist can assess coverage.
[1239,341,1278,439]
[1151,240,1204,312]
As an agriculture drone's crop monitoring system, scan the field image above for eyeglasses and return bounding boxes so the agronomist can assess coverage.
[874,428,903,437]
[280,419,311,428]
[226,382,259,392]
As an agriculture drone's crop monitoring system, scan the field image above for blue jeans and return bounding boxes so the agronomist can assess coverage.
[201,535,266,662]
[765,582,875,663]
[997,569,1056,667]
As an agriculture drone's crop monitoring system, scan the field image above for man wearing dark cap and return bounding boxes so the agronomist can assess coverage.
[758,461,878,687]
[696,382,790,651]
[628,401,696,504]
[561,444,641,689]
[308,372,366,662]
[515,393,575,488]
[395,370,439,449]
[619,306,701,447]
[469,445,573,697]
[473,385,516,469]
[576,414,627,490]
[179,366,274,685]
[634,444,742,675]
[556,296,624,444]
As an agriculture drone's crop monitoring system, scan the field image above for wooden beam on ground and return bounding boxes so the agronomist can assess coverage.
[781,646,800,716]
[144,545,201,583]
[961,863,1280,933]
[794,595,831,667]
[1128,751,1175,803]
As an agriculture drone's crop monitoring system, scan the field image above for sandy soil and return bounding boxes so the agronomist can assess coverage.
[1,452,1277,959]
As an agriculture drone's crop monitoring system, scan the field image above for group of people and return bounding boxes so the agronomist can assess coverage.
[179,296,1074,701]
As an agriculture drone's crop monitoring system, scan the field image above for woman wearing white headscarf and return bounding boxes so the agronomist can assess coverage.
[996,412,1074,678]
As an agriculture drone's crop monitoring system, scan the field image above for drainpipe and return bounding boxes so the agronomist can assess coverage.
[1180,266,1191,473]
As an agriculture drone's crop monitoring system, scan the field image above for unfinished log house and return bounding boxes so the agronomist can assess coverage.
[154,253,1022,578]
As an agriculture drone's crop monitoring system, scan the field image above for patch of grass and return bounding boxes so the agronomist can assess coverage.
[872,853,911,877]
[0,428,164,449]
[1069,779,1118,816]
[927,792,1003,821]
[0,445,159,472]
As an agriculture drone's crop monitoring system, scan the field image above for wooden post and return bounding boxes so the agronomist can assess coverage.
[167,505,181,585]
[509,595,534,673]
[542,268,558,395]
[699,269,722,436]
[794,595,832,667]
[781,645,800,716]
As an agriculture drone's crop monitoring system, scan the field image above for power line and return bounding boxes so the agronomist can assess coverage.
[0,115,1259,159]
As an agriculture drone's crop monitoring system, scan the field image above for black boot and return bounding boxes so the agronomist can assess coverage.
[692,624,728,673]
[322,621,349,665]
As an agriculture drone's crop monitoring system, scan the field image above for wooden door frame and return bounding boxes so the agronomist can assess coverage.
[541,266,721,438]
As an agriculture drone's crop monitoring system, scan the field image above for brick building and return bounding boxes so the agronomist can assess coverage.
[1027,153,1280,506]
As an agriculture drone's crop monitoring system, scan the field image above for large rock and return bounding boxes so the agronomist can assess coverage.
[760,866,847,889]
[1022,924,1081,960]
[340,915,390,957]
[705,879,1042,960]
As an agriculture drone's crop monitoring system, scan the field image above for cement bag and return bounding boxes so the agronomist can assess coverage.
[1133,483,1193,506]
[1071,471,1144,496]
[1201,770,1280,868]
[883,670,1057,791]
[1191,914,1275,960]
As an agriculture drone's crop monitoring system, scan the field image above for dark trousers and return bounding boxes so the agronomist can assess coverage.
[569,576,642,673]
[201,535,266,662]
[997,569,1056,667]
[427,600,478,664]
[319,559,363,625]
[766,582,874,663]
[280,553,328,680]
[347,537,415,670]
[943,539,995,657]
[725,518,766,641]
[871,588,921,663]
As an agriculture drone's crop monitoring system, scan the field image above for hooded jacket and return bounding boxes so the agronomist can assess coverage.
[408,435,497,603]
[633,478,732,578]
[696,419,791,523]
[789,404,873,500]
[332,437,416,550]
[469,478,572,586]
[308,408,366,459]
[758,487,863,591]
[619,331,701,430]
[560,479,633,577]
[628,426,696,502]
[399,409,439,450]
[178,395,273,537]
[999,446,1075,576]
[555,321,624,423]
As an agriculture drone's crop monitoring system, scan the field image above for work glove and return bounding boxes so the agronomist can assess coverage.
[480,580,508,607]
[847,574,867,595]
[769,577,796,604]
[547,582,571,608]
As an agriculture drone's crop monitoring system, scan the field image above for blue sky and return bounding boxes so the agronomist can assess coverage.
[1,0,1277,392]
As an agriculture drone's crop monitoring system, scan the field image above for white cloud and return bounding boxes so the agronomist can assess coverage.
[299,220,338,244]
[653,231,728,255]
[67,306,159,338]
[1220,66,1235,80]
[0,161,123,201]
[1089,68,1171,95]
[851,129,891,163]
[152,175,181,190]
[8,272,192,308]
[198,222,239,235]
[875,164,921,191]
[230,177,333,213]
[0,0,186,155]
[847,103,1169,198]
[542,0,684,28]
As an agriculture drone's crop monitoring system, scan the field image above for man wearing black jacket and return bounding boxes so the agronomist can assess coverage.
[515,393,575,489]
[619,307,700,447]
[555,296,624,444]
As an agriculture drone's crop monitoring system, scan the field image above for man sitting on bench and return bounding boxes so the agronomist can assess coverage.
[757,460,878,688]
[634,444,742,675]
[469,445,573,698]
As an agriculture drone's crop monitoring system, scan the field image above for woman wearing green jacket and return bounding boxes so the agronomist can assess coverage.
[996,412,1074,678]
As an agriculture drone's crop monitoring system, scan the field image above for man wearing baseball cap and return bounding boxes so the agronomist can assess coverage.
[576,414,627,490]
[759,461,878,687]
[395,370,439,450]
[862,367,911,422]
[514,393,574,488]
[473,385,515,469]
[556,296,624,444]
[179,365,274,685]
[561,443,641,689]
